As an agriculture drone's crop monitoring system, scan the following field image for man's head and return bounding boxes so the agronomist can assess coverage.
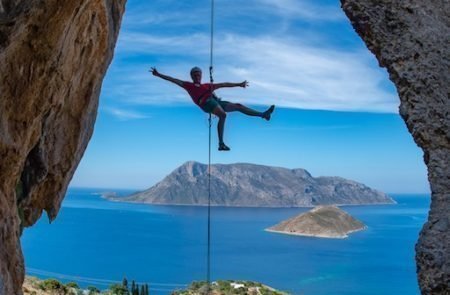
[190,67,202,83]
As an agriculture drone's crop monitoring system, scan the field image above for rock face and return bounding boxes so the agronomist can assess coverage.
[116,161,394,207]
[0,1,125,294]
[340,0,449,293]
[266,206,366,238]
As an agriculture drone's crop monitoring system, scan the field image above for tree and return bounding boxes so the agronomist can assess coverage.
[66,282,79,289]
[122,277,128,290]
[39,279,67,292]
[131,280,136,294]
[109,283,129,295]
[87,285,100,295]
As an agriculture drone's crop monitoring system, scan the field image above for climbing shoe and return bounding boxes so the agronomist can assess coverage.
[218,143,230,151]
[262,105,275,121]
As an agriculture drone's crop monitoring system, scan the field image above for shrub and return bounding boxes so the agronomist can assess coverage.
[39,278,67,292]
[189,281,205,290]
[87,285,101,294]
[66,282,80,289]
[108,283,129,295]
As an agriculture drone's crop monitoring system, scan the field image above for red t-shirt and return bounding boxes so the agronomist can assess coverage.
[182,82,218,106]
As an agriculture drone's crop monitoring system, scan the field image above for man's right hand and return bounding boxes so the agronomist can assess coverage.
[148,68,184,87]
[150,67,159,76]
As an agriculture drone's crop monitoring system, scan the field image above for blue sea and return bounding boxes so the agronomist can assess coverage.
[21,188,429,295]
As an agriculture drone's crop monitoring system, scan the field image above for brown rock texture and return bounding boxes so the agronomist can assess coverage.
[0,1,126,294]
[266,205,366,238]
[340,0,449,293]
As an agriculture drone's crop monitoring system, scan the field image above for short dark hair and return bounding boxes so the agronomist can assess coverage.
[190,66,202,78]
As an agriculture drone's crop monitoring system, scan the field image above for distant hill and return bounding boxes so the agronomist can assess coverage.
[110,161,395,207]
[266,206,367,238]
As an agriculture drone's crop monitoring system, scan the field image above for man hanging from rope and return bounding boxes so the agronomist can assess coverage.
[150,67,275,151]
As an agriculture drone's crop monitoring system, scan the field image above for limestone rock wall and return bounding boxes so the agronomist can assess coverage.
[340,0,449,294]
[0,1,126,294]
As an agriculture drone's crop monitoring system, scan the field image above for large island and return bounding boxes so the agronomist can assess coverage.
[107,161,395,207]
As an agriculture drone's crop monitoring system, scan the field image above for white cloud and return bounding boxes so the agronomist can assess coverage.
[117,32,210,56]
[107,31,398,113]
[265,125,353,132]
[123,11,204,27]
[102,107,150,121]
[256,0,345,21]
[217,35,398,112]
[104,0,398,113]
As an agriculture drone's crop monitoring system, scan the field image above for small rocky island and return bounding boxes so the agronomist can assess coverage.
[266,206,366,238]
[107,161,395,207]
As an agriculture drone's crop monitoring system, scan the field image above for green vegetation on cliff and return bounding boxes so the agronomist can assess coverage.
[171,280,288,295]
[23,276,149,295]
[24,277,286,295]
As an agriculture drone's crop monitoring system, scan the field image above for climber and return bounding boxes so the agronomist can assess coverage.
[150,67,275,151]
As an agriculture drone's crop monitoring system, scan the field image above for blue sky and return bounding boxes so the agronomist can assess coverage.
[70,0,429,194]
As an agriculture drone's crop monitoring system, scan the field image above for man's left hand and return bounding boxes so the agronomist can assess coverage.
[240,81,249,88]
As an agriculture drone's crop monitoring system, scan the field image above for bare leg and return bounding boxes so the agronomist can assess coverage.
[223,103,275,120]
[223,103,262,116]
[211,105,230,151]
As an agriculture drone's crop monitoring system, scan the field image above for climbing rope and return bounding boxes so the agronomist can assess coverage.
[209,0,214,85]
[206,114,212,294]
[206,0,215,293]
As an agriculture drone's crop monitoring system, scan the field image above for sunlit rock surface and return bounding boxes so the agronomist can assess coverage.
[0,1,126,294]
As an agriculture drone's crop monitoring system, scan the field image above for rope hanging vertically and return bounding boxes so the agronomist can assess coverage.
[206,0,215,293]
[209,0,215,84]
[207,112,212,294]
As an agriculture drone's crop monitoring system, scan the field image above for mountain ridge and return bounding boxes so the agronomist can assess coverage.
[109,161,395,207]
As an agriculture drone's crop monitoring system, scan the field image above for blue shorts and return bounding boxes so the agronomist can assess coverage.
[200,97,230,113]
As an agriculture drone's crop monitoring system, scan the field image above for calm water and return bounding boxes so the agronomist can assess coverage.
[21,188,429,294]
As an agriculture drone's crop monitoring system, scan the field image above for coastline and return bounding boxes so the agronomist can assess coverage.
[265,226,368,239]
[102,193,397,208]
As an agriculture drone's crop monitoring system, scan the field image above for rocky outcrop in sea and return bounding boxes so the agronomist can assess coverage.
[266,206,366,238]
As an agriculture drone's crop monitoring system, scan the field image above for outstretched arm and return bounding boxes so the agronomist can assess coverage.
[214,80,248,89]
[150,67,184,87]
